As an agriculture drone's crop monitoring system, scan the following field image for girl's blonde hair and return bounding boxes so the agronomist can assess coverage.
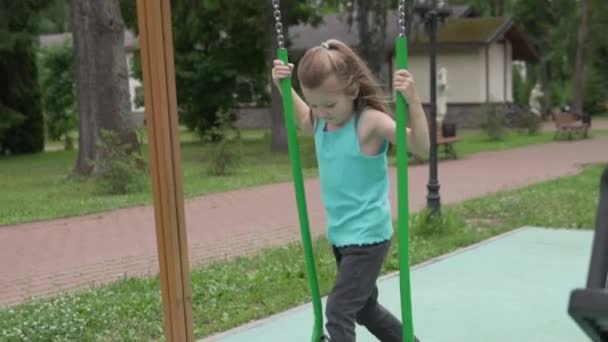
[296,39,391,116]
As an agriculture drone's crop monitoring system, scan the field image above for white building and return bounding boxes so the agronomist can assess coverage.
[288,6,539,127]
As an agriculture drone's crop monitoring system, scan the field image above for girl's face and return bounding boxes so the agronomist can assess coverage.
[301,75,356,127]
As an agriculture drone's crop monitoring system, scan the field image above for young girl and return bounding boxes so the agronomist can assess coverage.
[272,39,429,342]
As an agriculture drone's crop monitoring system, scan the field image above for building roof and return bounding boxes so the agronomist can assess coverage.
[289,6,472,53]
[288,9,539,62]
[407,17,538,61]
[411,17,509,44]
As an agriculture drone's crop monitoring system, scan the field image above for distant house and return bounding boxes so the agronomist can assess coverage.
[287,5,539,127]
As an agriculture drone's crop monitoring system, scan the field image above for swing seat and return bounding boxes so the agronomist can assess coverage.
[568,166,608,341]
[569,289,608,341]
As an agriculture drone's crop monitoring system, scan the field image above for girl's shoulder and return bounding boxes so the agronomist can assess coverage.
[358,107,393,133]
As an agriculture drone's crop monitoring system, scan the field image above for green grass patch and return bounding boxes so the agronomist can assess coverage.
[390,129,607,164]
[0,131,318,226]
[595,112,608,118]
[1,164,604,341]
[456,130,560,156]
[444,129,606,158]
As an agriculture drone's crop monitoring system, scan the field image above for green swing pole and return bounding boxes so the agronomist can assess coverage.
[272,2,324,341]
[395,2,415,342]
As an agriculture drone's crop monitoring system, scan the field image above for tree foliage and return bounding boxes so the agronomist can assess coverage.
[120,0,319,139]
[38,44,77,149]
[0,0,48,154]
[37,0,70,34]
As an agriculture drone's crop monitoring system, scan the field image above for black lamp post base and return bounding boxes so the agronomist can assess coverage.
[426,182,441,215]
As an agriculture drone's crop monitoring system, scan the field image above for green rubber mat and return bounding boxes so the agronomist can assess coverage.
[205,227,592,342]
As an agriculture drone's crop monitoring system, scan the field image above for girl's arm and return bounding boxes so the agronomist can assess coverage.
[365,104,430,158]
[368,70,430,157]
[272,60,314,131]
[403,96,431,157]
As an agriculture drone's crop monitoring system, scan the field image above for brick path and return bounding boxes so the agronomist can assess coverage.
[2,134,607,308]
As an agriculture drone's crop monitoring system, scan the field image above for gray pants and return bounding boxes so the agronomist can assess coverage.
[325,240,418,342]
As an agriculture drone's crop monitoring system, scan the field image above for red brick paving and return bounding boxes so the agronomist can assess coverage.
[1,135,607,308]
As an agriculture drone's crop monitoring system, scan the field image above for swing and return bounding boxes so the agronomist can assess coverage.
[271,1,416,341]
[568,166,608,341]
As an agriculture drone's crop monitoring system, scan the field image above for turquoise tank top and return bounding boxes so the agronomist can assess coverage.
[314,114,393,247]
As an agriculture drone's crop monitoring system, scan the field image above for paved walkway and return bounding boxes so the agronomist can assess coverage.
[1,134,607,308]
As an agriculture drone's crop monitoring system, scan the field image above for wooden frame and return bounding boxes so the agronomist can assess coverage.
[136,1,194,340]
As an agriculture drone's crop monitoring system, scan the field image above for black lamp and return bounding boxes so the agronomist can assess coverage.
[413,0,452,215]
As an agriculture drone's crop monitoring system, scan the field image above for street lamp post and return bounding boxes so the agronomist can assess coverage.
[414,0,451,216]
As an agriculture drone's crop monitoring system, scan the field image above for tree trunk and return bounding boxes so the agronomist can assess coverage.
[70,0,139,176]
[355,0,387,80]
[572,0,589,117]
[497,0,507,16]
[489,1,496,16]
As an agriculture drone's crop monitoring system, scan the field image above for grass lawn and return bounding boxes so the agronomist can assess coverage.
[595,112,608,118]
[408,129,608,162]
[0,164,604,341]
[0,129,318,226]
[456,130,570,156]
[1,126,607,226]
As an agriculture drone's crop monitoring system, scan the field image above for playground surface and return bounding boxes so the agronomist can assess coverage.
[205,227,591,342]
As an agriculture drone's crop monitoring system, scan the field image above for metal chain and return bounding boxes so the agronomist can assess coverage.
[398,0,407,37]
[272,0,285,49]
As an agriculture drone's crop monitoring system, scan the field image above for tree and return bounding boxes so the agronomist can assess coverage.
[120,1,318,150]
[169,0,270,141]
[571,0,589,117]
[0,0,47,155]
[70,0,139,176]
[586,0,608,115]
[324,0,390,79]
[39,44,77,150]
[354,0,389,78]
[38,0,71,34]
[512,0,578,112]
[488,0,508,16]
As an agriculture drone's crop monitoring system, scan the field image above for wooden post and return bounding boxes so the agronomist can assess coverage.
[135,1,194,341]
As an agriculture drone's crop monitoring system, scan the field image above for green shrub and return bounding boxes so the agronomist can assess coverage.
[584,64,608,115]
[94,129,148,195]
[480,104,508,141]
[513,67,532,108]
[39,44,77,150]
[1,35,44,154]
[549,81,571,109]
[517,111,542,135]
[410,209,465,238]
[206,111,242,176]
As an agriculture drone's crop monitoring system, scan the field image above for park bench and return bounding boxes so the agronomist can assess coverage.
[408,123,461,163]
[437,123,461,159]
[553,112,589,140]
